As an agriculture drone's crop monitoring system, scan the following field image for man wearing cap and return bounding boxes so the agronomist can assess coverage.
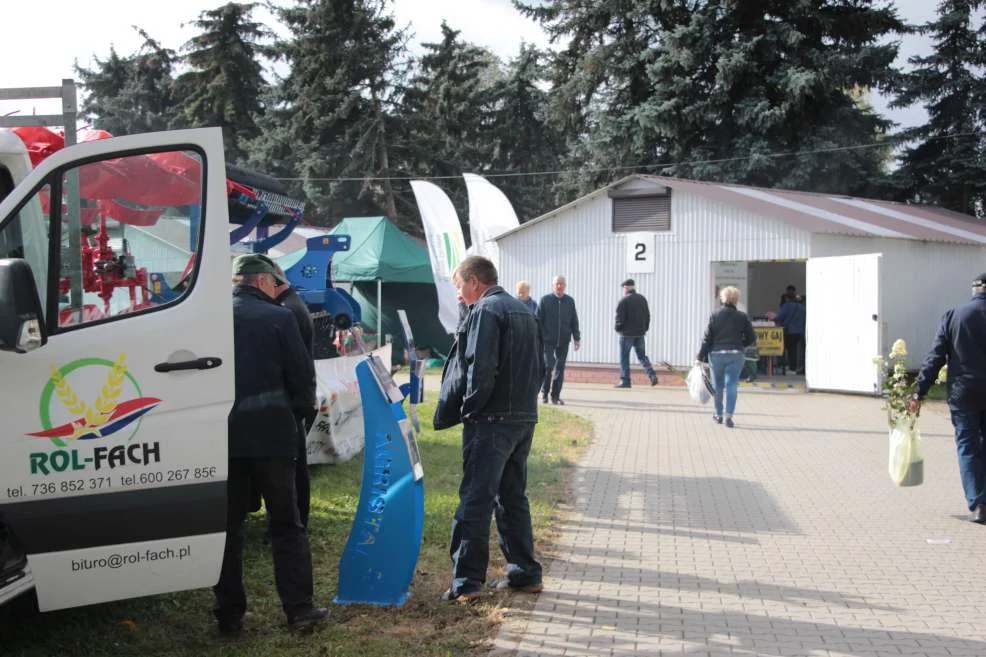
[269,258,317,530]
[614,279,658,388]
[214,254,327,635]
[909,273,986,523]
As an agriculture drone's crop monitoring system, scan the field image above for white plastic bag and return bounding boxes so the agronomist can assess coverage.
[687,363,712,404]
[888,422,923,487]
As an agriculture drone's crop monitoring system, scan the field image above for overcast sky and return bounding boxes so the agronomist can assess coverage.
[0,0,938,127]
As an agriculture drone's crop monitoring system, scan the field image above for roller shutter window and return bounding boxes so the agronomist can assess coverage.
[612,195,670,232]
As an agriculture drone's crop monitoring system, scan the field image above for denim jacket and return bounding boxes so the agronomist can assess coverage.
[434,286,544,429]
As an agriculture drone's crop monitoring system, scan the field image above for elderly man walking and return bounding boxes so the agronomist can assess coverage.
[537,275,581,405]
[434,255,544,602]
[910,272,986,523]
[614,278,658,388]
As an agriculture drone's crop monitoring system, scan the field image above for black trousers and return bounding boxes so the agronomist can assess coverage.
[541,342,570,400]
[213,457,314,622]
[784,333,805,372]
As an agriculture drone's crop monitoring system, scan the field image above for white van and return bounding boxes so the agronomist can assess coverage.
[0,128,233,611]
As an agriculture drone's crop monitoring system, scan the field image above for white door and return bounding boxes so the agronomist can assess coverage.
[0,128,233,611]
[805,253,882,393]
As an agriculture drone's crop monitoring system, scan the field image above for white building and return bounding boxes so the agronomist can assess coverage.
[494,175,986,393]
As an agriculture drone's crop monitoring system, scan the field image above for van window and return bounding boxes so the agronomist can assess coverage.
[0,182,51,313]
[54,149,204,330]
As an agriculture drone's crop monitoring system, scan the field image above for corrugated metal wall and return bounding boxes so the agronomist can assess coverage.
[811,235,986,368]
[497,188,812,367]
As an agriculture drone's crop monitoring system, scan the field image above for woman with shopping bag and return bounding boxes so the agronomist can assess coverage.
[696,286,757,428]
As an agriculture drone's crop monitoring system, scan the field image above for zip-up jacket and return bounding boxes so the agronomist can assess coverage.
[537,293,581,346]
[697,304,756,362]
[615,291,650,337]
[915,294,986,411]
[228,285,316,458]
[434,286,544,429]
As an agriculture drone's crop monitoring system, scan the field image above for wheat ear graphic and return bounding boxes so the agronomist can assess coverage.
[84,353,127,428]
[51,364,89,418]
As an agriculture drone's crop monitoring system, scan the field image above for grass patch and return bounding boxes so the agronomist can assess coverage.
[0,403,591,657]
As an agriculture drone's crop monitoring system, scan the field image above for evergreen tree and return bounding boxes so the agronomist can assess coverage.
[518,0,905,197]
[173,2,274,164]
[76,29,179,136]
[892,0,986,217]
[393,22,500,232]
[485,44,565,221]
[250,0,407,225]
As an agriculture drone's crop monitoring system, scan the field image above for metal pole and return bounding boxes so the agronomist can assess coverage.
[377,278,382,348]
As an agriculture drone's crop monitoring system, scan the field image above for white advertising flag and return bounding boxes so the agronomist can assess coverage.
[463,173,520,269]
[410,180,467,334]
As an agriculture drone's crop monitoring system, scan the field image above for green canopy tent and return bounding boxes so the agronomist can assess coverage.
[328,217,452,363]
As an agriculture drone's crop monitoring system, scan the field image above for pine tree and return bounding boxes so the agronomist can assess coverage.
[892,0,986,217]
[76,29,179,136]
[173,2,274,164]
[517,0,905,197]
[393,22,500,233]
[249,0,407,225]
[485,44,565,221]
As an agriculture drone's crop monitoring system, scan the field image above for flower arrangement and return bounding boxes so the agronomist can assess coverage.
[872,338,917,430]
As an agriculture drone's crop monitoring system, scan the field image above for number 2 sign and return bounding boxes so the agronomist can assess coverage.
[626,232,656,273]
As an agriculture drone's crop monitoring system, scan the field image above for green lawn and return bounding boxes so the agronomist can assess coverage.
[0,403,591,657]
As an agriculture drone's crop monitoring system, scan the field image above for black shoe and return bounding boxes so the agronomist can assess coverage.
[288,607,328,631]
[649,375,658,387]
[540,394,548,404]
[489,578,544,594]
[725,417,735,428]
[614,382,631,389]
[217,617,244,637]
[973,505,986,524]
[713,415,723,424]
[551,398,564,405]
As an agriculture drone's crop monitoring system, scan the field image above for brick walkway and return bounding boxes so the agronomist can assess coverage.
[491,383,986,657]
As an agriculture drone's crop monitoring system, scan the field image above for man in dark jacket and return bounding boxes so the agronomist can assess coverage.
[909,273,986,523]
[269,259,317,529]
[536,275,581,405]
[434,255,544,602]
[614,278,658,388]
[214,254,327,635]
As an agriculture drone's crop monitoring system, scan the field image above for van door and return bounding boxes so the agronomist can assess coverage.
[0,128,232,611]
[805,253,882,393]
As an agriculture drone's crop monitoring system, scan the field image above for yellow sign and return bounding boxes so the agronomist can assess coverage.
[754,326,784,356]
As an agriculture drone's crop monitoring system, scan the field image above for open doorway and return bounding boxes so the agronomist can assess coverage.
[713,260,807,386]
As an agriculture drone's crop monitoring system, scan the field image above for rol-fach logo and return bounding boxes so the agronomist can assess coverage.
[27,354,162,475]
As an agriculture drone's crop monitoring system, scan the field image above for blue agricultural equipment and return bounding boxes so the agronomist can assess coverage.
[150,164,361,341]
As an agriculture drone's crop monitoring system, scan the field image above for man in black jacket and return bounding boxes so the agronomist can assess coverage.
[910,273,986,523]
[269,259,316,529]
[614,279,658,388]
[537,275,581,405]
[214,254,327,635]
[434,255,544,602]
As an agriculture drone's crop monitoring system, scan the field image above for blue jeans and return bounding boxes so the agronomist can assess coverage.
[951,408,986,511]
[449,422,542,595]
[708,351,746,418]
[619,336,656,385]
[542,342,569,400]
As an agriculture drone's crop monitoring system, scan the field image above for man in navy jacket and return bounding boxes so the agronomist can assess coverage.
[536,275,581,404]
[910,273,986,523]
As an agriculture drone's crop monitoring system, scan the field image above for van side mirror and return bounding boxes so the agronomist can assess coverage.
[0,259,47,353]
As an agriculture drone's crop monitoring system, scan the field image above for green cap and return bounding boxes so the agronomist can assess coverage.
[232,253,286,285]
